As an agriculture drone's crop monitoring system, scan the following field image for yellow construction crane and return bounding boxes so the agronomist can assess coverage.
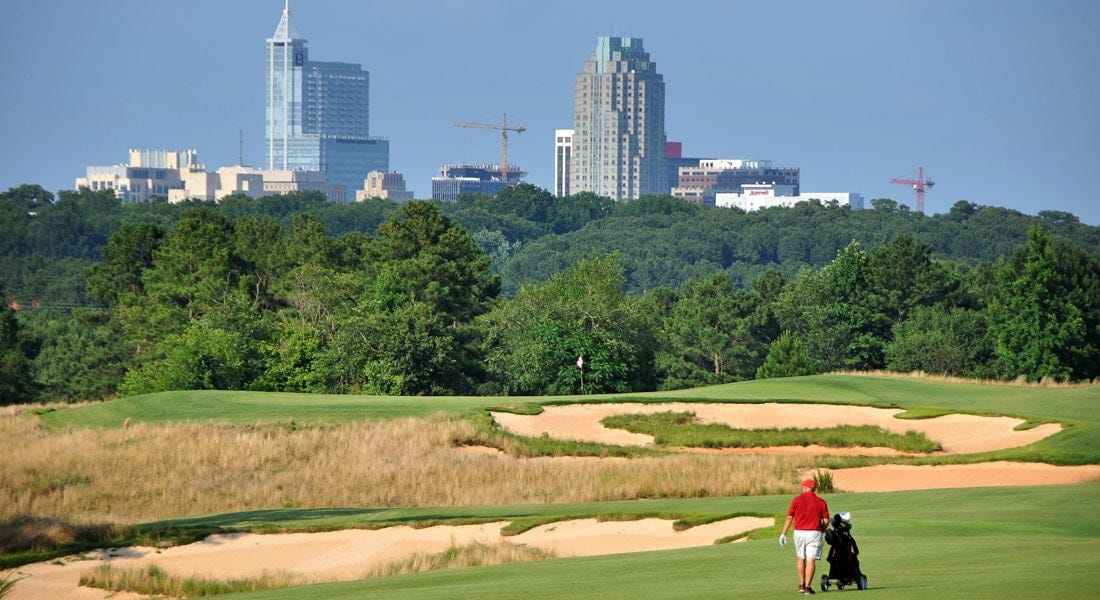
[452,113,526,182]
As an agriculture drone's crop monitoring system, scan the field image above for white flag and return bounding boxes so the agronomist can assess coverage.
[577,355,584,369]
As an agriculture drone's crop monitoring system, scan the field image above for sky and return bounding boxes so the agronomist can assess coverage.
[2,0,1099,224]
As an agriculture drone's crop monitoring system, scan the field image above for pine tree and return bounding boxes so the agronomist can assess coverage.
[756,330,813,379]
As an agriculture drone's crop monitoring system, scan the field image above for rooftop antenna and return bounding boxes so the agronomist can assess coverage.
[238,129,244,166]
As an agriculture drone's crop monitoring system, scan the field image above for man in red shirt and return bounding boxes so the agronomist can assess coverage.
[779,478,830,594]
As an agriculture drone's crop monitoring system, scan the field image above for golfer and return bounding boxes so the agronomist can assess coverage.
[779,478,830,594]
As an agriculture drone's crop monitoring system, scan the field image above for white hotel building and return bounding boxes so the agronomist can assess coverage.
[715,183,864,212]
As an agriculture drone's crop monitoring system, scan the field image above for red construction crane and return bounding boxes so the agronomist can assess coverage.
[453,113,526,182]
[890,166,934,213]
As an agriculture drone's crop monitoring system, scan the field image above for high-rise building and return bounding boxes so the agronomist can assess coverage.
[571,37,667,201]
[554,129,573,197]
[266,1,388,194]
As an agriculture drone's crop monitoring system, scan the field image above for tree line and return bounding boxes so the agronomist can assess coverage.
[1,183,1098,403]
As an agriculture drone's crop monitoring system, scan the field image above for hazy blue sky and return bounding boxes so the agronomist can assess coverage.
[2,0,1098,224]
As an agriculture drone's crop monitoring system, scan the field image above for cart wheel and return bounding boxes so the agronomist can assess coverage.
[820,574,830,591]
[857,574,868,590]
[837,582,845,590]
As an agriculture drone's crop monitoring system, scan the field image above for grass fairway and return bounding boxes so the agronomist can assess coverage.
[38,390,498,428]
[40,374,1100,462]
[211,484,1100,599]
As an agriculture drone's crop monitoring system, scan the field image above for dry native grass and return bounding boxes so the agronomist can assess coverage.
[75,542,553,597]
[0,406,801,528]
[835,369,1098,388]
[362,541,555,579]
[79,563,316,597]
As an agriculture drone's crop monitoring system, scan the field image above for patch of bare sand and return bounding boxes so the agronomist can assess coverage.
[2,517,770,600]
[818,461,1100,492]
[508,516,772,557]
[490,403,1063,455]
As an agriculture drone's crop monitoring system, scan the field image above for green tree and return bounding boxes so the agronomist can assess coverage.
[866,234,958,326]
[755,330,813,379]
[884,306,994,378]
[657,273,769,388]
[1,184,54,209]
[751,269,786,303]
[870,198,908,213]
[0,185,53,258]
[141,207,234,326]
[376,201,499,323]
[256,215,350,392]
[86,222,165,306]
[772,241,885,372]
[317,202,499,395]
[118,314,259,395]
[0,304,40,404]
[472,229,522,269]
[988,226,1089,381]
[232,216,289,311]
[33,309,128,402]
[354,301,462,395]
[1047,237,1100,379]
[481,254,658,395]
[24,188,121,260]
[110,208,231,377]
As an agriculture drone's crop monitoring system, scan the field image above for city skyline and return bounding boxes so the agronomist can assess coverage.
[2,0,1098,224]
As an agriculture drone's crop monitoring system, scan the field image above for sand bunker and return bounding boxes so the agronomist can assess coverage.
[822,461,1100,492]
[3,517,772,600]
[490,402,1063,455]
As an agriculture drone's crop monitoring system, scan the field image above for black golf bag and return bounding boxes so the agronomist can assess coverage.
[820,512,867,591]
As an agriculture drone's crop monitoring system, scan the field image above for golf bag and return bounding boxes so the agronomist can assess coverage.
[821,512,867,591]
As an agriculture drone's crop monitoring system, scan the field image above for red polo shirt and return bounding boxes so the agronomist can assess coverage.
[787,491,829,531]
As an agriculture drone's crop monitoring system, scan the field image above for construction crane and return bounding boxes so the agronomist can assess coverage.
[452,113,526,182]
[890,165,934,213]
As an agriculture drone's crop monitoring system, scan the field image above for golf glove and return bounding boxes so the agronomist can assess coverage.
[779,534,787,546]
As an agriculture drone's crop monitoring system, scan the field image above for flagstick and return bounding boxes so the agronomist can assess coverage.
[577,355,585,395]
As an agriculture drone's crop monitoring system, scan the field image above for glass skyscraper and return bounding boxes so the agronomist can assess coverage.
[266,2,388,193]
[571,37,667,201]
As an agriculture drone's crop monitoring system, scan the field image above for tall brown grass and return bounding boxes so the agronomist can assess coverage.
[78,563,314,597]
[76,542,554,597]
[361,541,555,579]
[0,406,801,533]
[836,369,1099,387]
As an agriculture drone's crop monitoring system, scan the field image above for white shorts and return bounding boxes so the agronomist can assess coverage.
[793,530,823,560]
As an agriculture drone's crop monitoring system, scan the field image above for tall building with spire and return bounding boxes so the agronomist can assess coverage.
[571,37,667,201]
[266,1,388,193]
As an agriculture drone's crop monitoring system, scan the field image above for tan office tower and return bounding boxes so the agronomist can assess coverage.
[571,37,667,201]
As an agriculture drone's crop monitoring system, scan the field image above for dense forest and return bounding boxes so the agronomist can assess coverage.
[2,182,1098,403]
